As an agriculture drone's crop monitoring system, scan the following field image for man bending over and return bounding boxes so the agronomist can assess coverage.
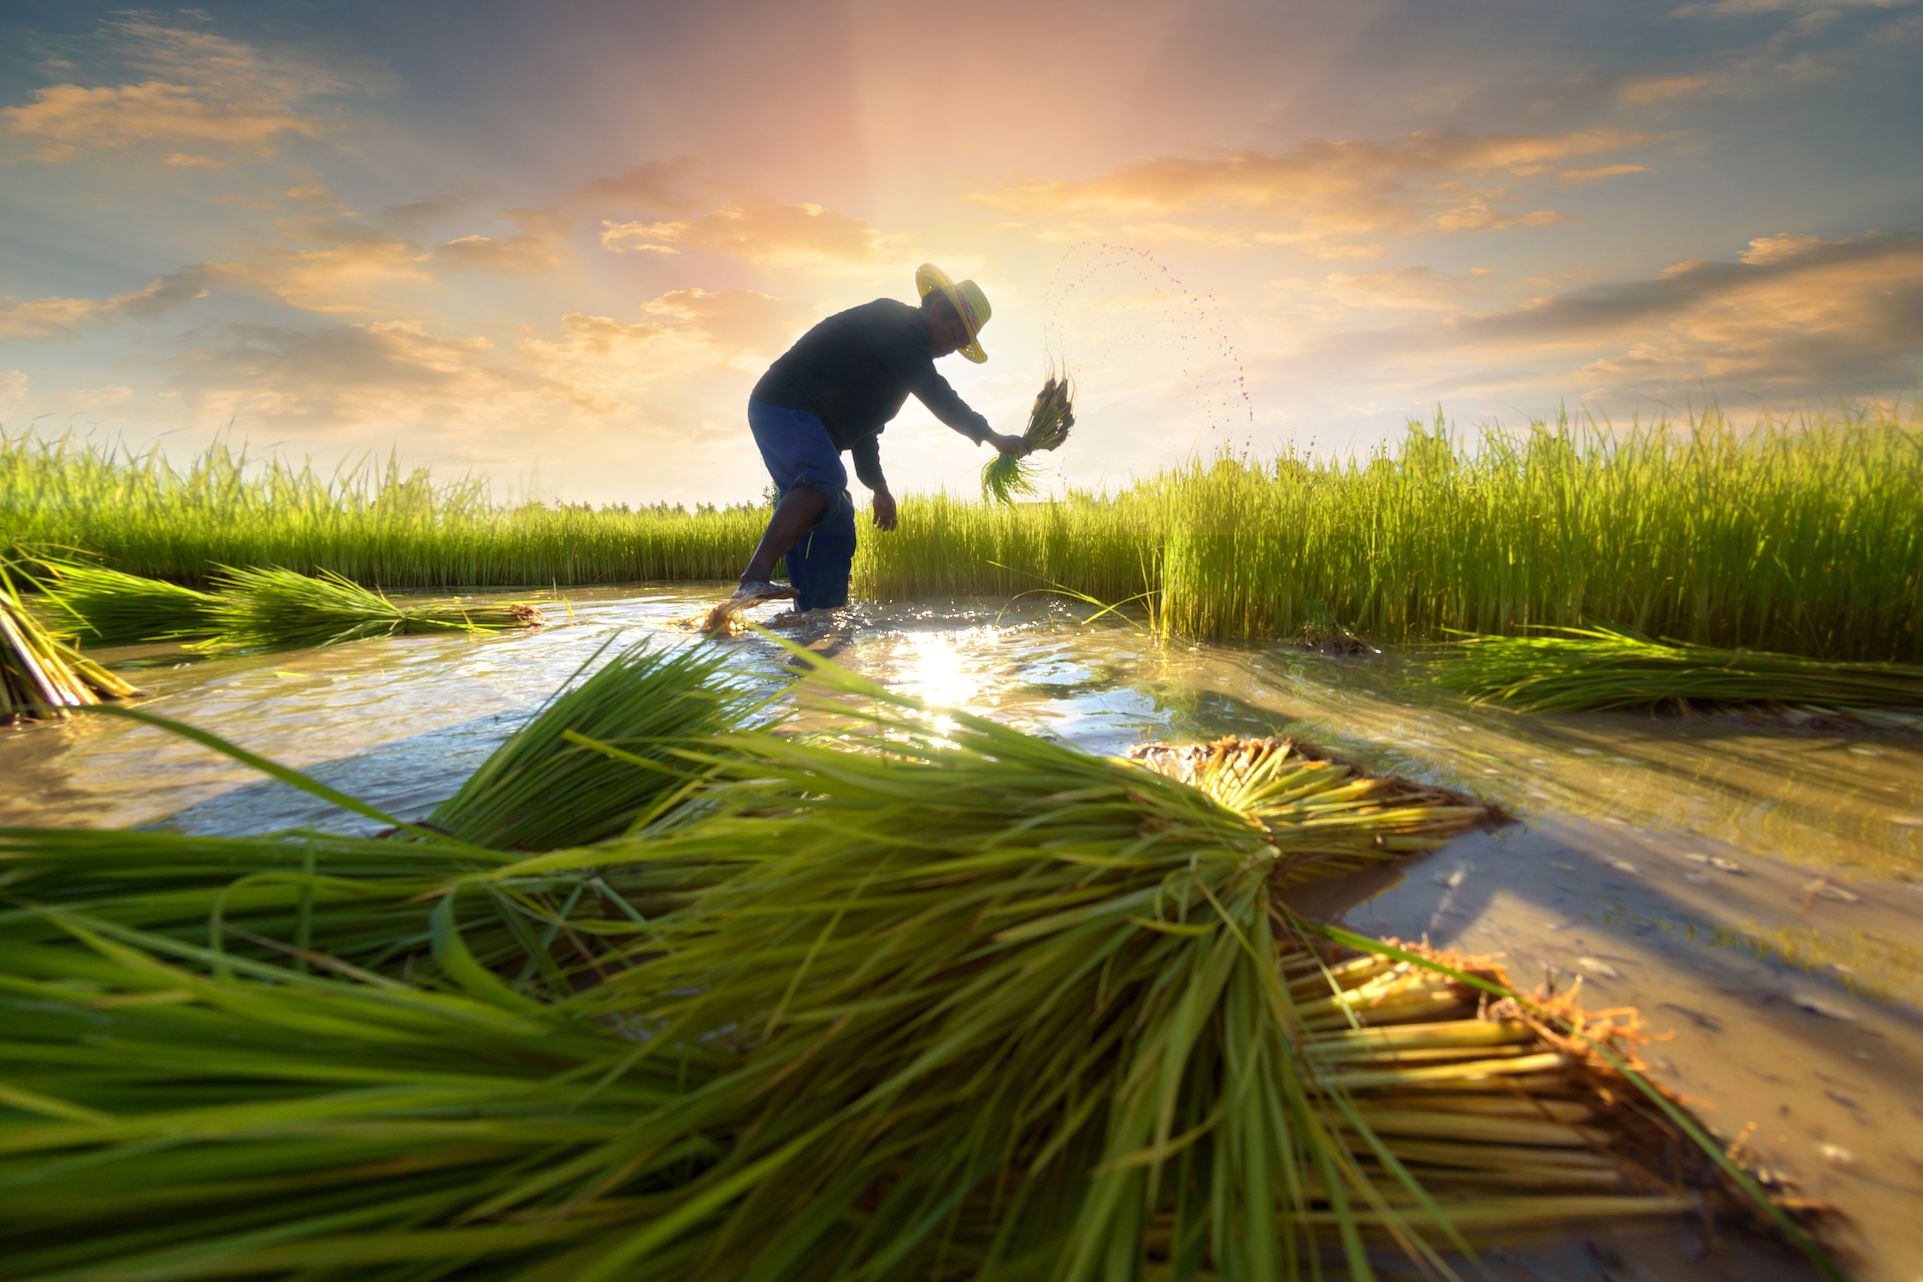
[732,262,1030,612]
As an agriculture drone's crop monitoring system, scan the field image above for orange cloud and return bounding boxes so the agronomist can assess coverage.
[1619,75,1718,105]
[1434,229,1923,393]
[639,288,818,358]
[1320,265,1500,312]
[436,208,573,273]
[0,271,209,340]
[601,194,906,267]
[962,129,1658,251]
[161,320,547,431]
[569,156,720,214]
[0,17,352,164]
[152,285,820,443]
[1559,164,1652,184]
[205,240,433,313]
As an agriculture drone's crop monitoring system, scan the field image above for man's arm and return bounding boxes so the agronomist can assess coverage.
[850,436,897,531]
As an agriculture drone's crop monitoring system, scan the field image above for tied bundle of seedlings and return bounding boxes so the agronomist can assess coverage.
[203,565,549,652]
[1437,625,1923,713]
[429,635,769,850]
[0,638,765,983]
[0,638,1839,1279]
[35,559,221,645]
[982,372,1074,505]
[0,555,141,726]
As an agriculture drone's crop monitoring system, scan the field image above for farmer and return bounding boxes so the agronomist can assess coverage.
[731,263,1031,613]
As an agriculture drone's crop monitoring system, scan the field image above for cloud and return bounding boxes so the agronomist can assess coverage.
[639,288,818,358]
[1673,0,1910,16]
[1447,228,1923,392]
[204,239,433,313]
[157,287,819,437]
[1559,164,1652,184]
[1619,75,1719,104]
[518,289,817,411]
[569,156,720,214]
[1319,266,1500,313]
[0,270,209,340]
[601,194,906,267]
[961,129,1658,252]
[0,16,354,164]
[162,319,546,429]
[435,208,573,273]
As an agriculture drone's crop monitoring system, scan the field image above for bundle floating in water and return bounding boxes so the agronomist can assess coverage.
[0,555,142,725]
[1437,625,1923,713]
[36,558,222,644]
[201,565,548,651]
[982,371,1074,504]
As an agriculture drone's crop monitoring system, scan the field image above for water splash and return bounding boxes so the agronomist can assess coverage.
[1040,242,1257,456]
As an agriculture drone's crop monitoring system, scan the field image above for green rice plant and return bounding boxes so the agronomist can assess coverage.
[6,404,1917,659]
[429,635,770,850]
[0,553,140,725]
[981,374,1074,505]
[1149,407,1923,660]
[35,558,222,644]
[0,428,768,589]
[202,566,547,651]
[1434,626,1923,712]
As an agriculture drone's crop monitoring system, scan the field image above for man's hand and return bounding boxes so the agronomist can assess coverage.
[987,432,1031,457]
[871,487,898,532]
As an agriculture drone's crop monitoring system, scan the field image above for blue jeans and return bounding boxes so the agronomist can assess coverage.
[747,399,857,612]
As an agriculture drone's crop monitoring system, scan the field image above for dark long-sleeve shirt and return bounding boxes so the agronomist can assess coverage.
[750,299,991,490]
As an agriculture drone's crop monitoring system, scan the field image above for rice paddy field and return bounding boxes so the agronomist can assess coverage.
[7,404,1919,659]
[3,409,1921,1280]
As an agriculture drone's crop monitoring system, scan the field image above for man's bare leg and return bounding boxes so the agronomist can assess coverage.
[735,484,828,598]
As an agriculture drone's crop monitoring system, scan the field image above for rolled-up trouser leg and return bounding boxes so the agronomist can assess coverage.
[746,398,855,593]
[787,490,857,611]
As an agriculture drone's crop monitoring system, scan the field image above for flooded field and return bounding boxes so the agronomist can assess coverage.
[4,583,1919,1280]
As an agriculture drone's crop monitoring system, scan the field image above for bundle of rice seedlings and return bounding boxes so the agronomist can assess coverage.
[0,916,731,1282]
[0,638,1838,1279]
[1274,930,1819,1251]
[981,372,1074,505]
[203,565,548,651]
[428,635,770,850]
[35,559,222,645]
[1437,625,1923,713]
[0,638,765,988]
[0,558,141,725]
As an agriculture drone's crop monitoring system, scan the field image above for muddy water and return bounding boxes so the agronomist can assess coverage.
[4,585,1919,1280]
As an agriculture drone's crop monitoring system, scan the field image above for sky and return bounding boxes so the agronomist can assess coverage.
[2,0,1919,506]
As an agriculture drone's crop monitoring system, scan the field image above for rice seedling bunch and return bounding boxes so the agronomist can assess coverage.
[981,373,1074,505]
[0,554,140,725]
[429,635,771,850]
[1436,626,1923,712]
[0,914,735,1282]
[0,642,1835,1278]
[0,638,770,985]
[35,559,222,644]
[486,656,1551,1279]
[202,565,547,651]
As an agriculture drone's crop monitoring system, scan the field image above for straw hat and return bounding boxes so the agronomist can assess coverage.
[914,263,990,363]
